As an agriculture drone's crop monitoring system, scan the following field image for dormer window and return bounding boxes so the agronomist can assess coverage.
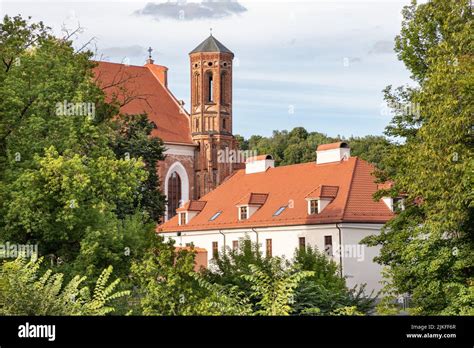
[309,200,318,215]
[236,193,268,220]
[382,196,405,212]
[176,200,206,225]
[240,206,248,220]
[393,197,405,211]
[305,185,339,215]
[179,212,187,225]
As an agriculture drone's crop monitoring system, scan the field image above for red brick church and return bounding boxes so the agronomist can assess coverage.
[93,35,239,220]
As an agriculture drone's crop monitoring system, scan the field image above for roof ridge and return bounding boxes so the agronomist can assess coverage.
[145,64,191,119]
[94,60,148,69]
[93,60,195,145]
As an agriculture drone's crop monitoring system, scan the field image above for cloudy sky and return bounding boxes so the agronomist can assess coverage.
[1,0,418,138]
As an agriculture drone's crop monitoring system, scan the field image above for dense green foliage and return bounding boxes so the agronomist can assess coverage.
[110,114,167,222]
[292,246,376,315]
[1,7,471,317]
[0,258,129,315]
[363,0,474,315]
[242,259,313,315]
[0,15,166,283]
[203,238,375,315]
[235,127,392,169]
[130,237,252,315]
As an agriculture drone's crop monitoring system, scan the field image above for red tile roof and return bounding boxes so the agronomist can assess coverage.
[237,192,269,206]
[93,61,194,145]
[158,157,394,233]
[306,185,339,199]
[177,200,207,212]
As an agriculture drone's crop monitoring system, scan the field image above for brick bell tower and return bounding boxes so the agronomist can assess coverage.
[189,34,237,198]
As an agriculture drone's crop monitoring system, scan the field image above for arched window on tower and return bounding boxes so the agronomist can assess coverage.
[220,72,227,104]
[195,117,199,132]
[167,172,181,218]
[193,73,200,105]
[206,72,214,103]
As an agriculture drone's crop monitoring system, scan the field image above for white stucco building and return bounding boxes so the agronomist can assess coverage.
[158,142,396,294]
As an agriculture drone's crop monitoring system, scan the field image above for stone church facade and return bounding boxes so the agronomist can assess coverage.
[94,35,239,220]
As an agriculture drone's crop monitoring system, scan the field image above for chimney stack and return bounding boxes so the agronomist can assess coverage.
[245,155,275,174]
[316,142,351,164]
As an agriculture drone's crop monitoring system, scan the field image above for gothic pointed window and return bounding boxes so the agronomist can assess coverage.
[220,72,228,104]
[193,73,200,106]
[167,172,181,218]
[206,72,214,103]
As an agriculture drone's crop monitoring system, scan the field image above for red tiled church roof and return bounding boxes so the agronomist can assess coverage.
[93,61,194,145]
[158,157,394,233]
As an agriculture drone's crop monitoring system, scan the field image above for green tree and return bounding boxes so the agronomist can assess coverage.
[130,237,251,315]
[242,258,313,316]
[348,135,394,172]
[0,257,129,315]
[292,246,376,315]
[234,134,248,150]
[0,15,165,282]
[204,238,372,315]
[363,0,474,315]
[110,114,166,222]
[203,237,273,303]
[238,127,391,168]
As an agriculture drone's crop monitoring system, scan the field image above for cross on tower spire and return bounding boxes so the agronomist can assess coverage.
[146,46,154,64]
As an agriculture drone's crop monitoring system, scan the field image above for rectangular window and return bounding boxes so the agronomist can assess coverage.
[324,235,333,256]
[212,241,218,259]
[299,237,306,250]
[393,197,404,212]
[179,212,186,225]
[232,240,239,251]
[310,200,318,214]
[240,206,248,220]
[266,239,272,258]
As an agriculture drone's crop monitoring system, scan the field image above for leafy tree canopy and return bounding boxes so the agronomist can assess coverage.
[363,0,473,315]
